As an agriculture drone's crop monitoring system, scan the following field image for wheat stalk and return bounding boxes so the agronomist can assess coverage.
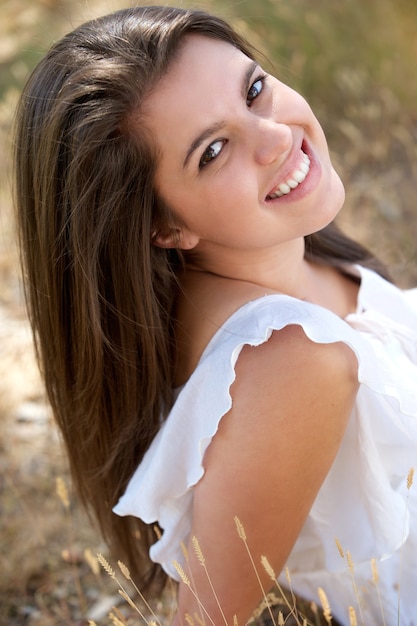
[54,477,87,612]
[117,560,162,625]
[407,467,414,490]
[113,606,131,623]
[348,606,357,626]
[335,538,345,559]
[260,555,305,625]
[192,536,205,566]
[371,558,386,626]
[398,467,415,625]
[180,541,202,624]
[173,560,191,587]
[346,551,364,626]
[261,555,276,582]
[108,610,127,626]
[173,560,216,626]
[233,518,276,625]
[119,589,140,612]
[191,536,228,625]
[118,561,131,579]
[181,541,190,561]
[317,587,332,624]
[56,476,70,510]
[284,566,300,619]
[83,548,100,577]
[97,554,158,624]
[97,553,117,580]
[234,516,247,540]
[235,519,308,625]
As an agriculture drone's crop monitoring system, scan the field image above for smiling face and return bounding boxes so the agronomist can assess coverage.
[140,35,345,268]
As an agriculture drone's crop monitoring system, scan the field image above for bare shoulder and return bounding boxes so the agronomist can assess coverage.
[174,263,358,388]
[223,324,359,454]
[236,323,359,394]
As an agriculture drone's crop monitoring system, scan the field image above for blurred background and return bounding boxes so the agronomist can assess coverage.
[1,0,416,624]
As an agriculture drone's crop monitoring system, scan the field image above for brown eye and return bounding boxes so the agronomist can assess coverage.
[199,139,225,168]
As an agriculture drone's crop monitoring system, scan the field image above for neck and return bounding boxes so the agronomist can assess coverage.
[185,237,311,299]
[183,238,358,318]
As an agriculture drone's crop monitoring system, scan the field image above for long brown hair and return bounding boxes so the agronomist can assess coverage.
[14,5,389,592]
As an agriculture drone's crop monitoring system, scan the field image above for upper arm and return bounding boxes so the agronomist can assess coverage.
[173,325,359,625]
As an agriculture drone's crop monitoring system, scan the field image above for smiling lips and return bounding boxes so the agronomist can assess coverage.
[266,150,311,200]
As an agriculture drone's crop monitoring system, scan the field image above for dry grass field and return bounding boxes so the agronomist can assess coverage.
[1,0,416,624]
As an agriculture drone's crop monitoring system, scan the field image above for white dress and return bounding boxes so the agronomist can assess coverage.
[114,265,417,625]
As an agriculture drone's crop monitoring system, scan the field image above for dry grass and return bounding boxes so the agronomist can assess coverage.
[1,0,416,624]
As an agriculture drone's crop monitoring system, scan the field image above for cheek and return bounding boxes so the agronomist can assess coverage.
[153,164,191,216]
[155,157,257,231]
[220,157,258,197]
[332,169,346,205]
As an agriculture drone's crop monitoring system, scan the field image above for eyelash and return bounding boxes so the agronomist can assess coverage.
[246,73,267,106]
[198,73,268,169]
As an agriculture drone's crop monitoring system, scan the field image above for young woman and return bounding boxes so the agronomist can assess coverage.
[14,6,417,625]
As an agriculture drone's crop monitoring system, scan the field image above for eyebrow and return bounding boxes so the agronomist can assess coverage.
[182,59,259,169]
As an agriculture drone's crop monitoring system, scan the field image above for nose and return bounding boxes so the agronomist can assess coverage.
[252,119,293,166]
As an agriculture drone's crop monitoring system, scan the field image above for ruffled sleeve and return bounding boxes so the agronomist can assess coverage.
[113,288,407,580]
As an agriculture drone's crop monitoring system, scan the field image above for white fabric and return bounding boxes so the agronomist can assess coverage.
[114,265,417,625]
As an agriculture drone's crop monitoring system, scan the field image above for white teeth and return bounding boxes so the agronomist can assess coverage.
[267,150,311,200]
[287,178,299,189]
[278,183,291,194]
[292,170,307,184]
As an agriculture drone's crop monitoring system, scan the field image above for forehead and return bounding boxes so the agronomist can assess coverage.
[146,34,247,99]
[140,35,252,166]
